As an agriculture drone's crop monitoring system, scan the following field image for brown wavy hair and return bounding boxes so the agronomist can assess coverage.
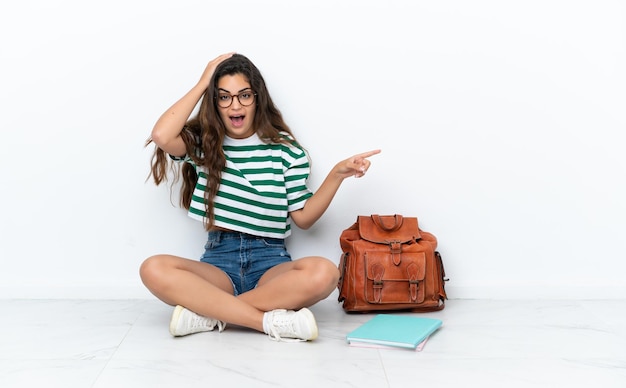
[145,54,303,230]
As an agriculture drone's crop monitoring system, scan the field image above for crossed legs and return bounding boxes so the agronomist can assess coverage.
[139,254,340,333]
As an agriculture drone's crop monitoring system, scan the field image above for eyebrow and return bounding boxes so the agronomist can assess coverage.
[218,87,252,94]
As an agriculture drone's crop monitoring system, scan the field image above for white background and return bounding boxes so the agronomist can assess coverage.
[1,0,624,299]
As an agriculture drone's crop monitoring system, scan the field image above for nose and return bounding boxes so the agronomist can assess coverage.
[230,96,243,109]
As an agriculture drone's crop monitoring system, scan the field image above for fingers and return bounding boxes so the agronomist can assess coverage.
[350,149,380,178]
[351,149,381,166]
[208,52,235,70]
[199,52,236,88]
[354,149,382,160]
[215,52,236,62]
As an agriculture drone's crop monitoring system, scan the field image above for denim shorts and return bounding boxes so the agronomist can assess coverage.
[199,231,292,296]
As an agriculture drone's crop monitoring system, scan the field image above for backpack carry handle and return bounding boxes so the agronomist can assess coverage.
[371,214,403,232]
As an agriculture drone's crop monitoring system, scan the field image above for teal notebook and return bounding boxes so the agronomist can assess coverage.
[346,314,442,350]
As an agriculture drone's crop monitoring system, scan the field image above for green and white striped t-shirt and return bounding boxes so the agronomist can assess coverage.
[176,132,313,239]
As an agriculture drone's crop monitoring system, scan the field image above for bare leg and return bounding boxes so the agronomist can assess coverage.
[139,254,265,332]
[238,256,340,311]
[139,254,340,333]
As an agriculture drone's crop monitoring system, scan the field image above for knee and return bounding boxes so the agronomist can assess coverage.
[139,255,169,287]
[307,257,340,294]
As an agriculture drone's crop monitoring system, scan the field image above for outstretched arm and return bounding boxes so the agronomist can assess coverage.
[290,149,381,230]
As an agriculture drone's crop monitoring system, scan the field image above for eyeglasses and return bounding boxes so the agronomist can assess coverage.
[216,89,257,108]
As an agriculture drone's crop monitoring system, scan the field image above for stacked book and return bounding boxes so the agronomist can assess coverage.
[346,314,442,351]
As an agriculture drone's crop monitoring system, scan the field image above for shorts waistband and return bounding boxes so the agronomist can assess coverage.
[207,230,283,241]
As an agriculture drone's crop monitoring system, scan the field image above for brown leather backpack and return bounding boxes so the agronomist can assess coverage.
[337,214,448,313]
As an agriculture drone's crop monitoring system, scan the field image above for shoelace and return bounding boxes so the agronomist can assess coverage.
[214,320,226,332]
[189,313,226,333]
[267,313,305,342]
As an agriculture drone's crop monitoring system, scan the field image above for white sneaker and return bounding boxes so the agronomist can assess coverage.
[263,308,318,342]
[169,305,226,337]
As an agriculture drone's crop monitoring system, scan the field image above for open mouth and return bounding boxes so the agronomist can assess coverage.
[230,115,245,127]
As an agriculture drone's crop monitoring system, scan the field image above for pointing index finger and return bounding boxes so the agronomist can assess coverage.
[356,149,382,159]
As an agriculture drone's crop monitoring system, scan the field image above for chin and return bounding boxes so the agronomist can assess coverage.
[227,129,254,139]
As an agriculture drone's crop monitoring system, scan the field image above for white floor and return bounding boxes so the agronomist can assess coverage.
[1,295,625,388]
